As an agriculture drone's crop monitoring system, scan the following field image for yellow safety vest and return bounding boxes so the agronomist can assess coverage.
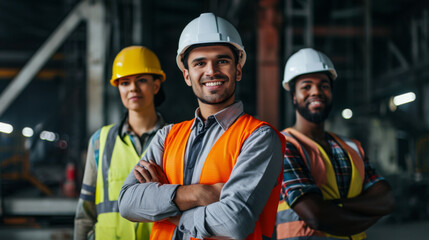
[94,124,152,240]
[276,128,367,240]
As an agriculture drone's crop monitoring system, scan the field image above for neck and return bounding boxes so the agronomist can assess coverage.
[127,107,158,136]
[292,112,326,142]
[197,98,234,121]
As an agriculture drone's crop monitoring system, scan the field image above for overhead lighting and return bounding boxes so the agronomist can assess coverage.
[392,92,416,106]
[0,122,13,134]
[342,108,353,119]
[40,130,57,142]
[22,127,34,137]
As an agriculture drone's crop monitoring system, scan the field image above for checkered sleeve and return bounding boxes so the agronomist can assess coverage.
[282,141,322,207]
[362,156,385,191]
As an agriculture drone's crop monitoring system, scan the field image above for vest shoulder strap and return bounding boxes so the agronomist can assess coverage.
[163,119,194,185]
[330,133,365,160]
[102,124,120,169]
[281,129,312,171]
[96,124,117,168]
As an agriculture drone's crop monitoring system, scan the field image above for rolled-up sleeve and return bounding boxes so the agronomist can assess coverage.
[178,125,284,239]
[362,156,384,191]
[282,141,322,207]
[118,124,182,222]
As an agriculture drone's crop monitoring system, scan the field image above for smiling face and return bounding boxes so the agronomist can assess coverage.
[182,45,242,109]
[293,72,333,124]
[117,74,160,112]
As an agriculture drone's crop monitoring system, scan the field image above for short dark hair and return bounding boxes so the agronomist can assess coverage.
[181,43,240,70]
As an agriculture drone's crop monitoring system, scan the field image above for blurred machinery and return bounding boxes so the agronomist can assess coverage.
[0,130,77,239]
[0,0,429,239]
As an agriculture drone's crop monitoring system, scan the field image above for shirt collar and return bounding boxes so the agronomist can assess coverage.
[191,101,244,131]
[120,112,166,138]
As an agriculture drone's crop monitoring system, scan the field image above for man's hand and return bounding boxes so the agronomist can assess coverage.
[133,159,169,184]
[174,183,225,211]
[292,184,393,236]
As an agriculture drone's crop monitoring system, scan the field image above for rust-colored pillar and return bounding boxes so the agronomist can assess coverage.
[257,0,280,128]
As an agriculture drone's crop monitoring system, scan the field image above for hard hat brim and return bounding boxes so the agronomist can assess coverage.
[110,72,166,87]
[176,42,246,71]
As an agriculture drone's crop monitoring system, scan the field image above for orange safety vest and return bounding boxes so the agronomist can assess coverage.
[150,114,286,240]
[276,128,367,240]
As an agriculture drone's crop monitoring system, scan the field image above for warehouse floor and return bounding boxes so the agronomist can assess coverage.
[367,220,429,239]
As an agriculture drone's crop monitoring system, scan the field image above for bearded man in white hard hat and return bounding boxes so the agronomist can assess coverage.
[275,48,395,240]
[118,13,286,240]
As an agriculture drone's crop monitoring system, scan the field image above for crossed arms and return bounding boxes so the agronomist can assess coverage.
[283,141,395,236]
[133,159,224,225]
[118,124,284,239]
[292,180,394,236]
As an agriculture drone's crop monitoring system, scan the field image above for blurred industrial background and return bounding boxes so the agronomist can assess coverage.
[0,0,428,239]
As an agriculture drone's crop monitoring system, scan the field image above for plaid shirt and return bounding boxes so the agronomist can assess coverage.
[282,133,384,207]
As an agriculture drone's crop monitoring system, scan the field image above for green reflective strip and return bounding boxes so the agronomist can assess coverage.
[102,125,119,204]
[96,200,120,214]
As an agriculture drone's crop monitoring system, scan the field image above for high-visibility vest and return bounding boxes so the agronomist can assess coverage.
[94,124,153,240]
[150,114,286,240]
[276,128,367,240]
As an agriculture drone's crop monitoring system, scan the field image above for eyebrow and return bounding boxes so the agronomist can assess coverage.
[299,78,330,84]
[135,75,150,79]
[190,54,233,64]
[119,74,150,82]
[217,54,233,60]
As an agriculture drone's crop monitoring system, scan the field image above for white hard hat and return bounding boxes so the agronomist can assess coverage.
[176,12,246,71]
[283,48,337,91]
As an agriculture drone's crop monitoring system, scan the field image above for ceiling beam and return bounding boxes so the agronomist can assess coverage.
[0,0,89,117]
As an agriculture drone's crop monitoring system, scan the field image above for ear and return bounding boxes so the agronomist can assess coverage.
[153,78,161,94]
[293,94,297,105]
[235,64,242,82]
[183,69,192,86]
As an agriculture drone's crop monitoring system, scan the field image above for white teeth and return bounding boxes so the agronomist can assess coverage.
[205,82,222,87]
[310,101,322,105]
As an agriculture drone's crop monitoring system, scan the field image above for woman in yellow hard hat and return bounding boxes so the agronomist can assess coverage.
[74,46,167,240]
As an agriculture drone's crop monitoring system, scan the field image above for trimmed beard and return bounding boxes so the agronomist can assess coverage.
[294,101,332,124]
[193,72,237,105]
[197,88,235,105]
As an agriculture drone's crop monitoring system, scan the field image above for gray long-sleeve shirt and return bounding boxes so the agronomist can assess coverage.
[118,101,284,239]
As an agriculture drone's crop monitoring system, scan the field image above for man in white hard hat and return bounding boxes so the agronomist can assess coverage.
[276,48,395,239]
[118,13,286,240]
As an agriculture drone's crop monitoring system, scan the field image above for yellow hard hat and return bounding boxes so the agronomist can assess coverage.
[110,46,166,87]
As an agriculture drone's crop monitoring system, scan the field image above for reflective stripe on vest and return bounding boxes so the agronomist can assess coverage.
[150,114,286,240]
[94,124,153,240]
[277,128,366,240]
